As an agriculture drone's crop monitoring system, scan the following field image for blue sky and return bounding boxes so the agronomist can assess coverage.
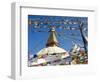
[28,15,88,55]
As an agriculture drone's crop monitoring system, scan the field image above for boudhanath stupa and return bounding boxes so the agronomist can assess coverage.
[31,27,69,66]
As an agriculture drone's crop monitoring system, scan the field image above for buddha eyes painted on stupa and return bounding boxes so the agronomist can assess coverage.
[28,15,88,67]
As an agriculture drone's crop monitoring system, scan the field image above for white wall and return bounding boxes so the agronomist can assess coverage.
[0,0,100,81]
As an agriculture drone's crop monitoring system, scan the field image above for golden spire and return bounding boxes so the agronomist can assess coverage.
[46,27,59,47]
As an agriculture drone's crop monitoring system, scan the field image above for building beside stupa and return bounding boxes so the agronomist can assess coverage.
[31,27,69,66]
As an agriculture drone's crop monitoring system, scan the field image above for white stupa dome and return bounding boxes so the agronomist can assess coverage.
[37,46,68,55]
[37,46,69,63]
